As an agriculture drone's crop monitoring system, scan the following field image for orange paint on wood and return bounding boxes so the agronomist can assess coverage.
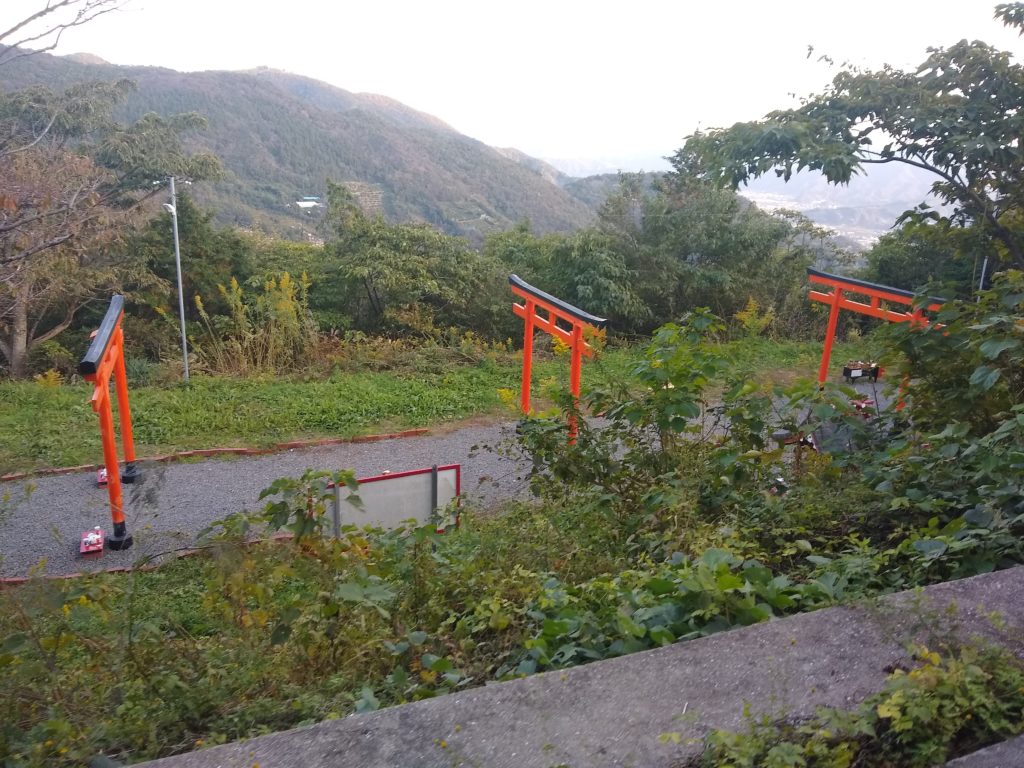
[509,276,606,442]
[807,268,944,390]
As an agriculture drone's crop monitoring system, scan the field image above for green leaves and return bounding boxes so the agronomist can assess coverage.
[978,338,1020,360]
[353,686,380,713]
[503,550,823,675]
[680,19,1024,269]
[255,469,358,542]
[969,366,1001,392]
[911,539,949,559]
[697,646,1024,767]
[886,271,1024,435]
[333,576,396,620]
[0,632,28,668]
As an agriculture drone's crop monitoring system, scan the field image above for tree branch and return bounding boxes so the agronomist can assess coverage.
[0,111,60,160]
[33,303,78,346]
[858,151,1018,263]
[0,234,75,267]
[0,0,125,67]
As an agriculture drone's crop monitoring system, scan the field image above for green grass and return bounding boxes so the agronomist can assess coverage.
[0,364,515,474]
[717,334,875,384]
[0,338,870,474]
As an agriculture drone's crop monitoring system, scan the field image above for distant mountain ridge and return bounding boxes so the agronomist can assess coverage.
[0,50,595,240]
[2,49,939,248]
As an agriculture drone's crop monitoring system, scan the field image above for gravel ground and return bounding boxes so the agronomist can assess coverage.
[0,420,531,578]
[0,378,894,579]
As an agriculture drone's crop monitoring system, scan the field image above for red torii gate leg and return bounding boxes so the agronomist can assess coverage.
[818,287,843,387]
[568,324,584,442]
[520,299,535,414]
[95,386,129,545]
[113,328,140,482]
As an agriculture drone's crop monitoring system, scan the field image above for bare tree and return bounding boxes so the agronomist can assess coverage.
[0,0,126,67]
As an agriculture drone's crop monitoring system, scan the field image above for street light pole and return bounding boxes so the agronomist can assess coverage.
[164,176,190,382]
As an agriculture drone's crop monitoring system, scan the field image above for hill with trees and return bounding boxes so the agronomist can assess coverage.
[0,50,596,240]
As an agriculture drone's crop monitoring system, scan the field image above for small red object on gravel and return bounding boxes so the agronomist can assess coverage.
[96,467,108,487]
[80,527,104,554]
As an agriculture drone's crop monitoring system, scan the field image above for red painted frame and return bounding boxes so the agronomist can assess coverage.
[509,275,607,441]
[808,268,944,386]
[357,464,461,497]
[331,464,462,530]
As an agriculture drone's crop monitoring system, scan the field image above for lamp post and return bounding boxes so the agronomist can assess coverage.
[162,176,190,382]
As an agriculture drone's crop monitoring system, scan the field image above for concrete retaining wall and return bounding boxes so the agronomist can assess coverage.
[141,567,1024,768]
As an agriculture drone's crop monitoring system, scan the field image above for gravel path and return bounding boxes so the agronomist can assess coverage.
[0,420,530,578]
[0,378,894,579]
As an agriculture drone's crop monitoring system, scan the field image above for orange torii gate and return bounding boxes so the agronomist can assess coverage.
[808,268,945,386]
[509,274,606,440]
[78,295,140,550]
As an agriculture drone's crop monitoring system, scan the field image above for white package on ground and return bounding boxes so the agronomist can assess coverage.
[332,465,459,533]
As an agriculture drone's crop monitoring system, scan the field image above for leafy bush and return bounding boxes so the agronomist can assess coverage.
[26,340,76,377]
[885,269,1024,435]
[733,296,775,337]
[194,272,318,375]
[503,548,837,677]
[694,645,1024,767]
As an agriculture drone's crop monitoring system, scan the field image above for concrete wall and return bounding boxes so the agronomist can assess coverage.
[141,567,1024,768]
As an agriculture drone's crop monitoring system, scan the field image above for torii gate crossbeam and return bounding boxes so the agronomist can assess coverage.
[807,267,945,386]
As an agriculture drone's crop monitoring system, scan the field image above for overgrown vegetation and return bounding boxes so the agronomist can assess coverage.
[1,273,1021,764]
[692,645,1024,767]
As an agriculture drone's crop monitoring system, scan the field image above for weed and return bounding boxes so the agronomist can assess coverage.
[692,645,1024,767]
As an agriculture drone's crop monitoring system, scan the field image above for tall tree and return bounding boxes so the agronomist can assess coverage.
[0,146,120,375]
[320,182,509,338]
[545,230,648,327]
[679,3,1024,268]
[125,191,254,319]
[0,80,219,376]
[862,222,980,295]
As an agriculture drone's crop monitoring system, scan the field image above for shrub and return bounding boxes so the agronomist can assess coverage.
[194,272,318,375]
[694,645,1024,767]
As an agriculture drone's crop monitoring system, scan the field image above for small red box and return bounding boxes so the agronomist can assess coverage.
[80,527,104,554]
[96,467,108,487]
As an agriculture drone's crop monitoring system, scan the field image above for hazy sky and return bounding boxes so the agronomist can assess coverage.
[4,0,1021,171]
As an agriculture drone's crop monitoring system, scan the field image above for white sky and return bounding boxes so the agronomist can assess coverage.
[4,0,1022,171]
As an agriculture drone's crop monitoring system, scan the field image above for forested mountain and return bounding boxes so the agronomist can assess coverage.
[560,172,663,210]
[1,50,595,240]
